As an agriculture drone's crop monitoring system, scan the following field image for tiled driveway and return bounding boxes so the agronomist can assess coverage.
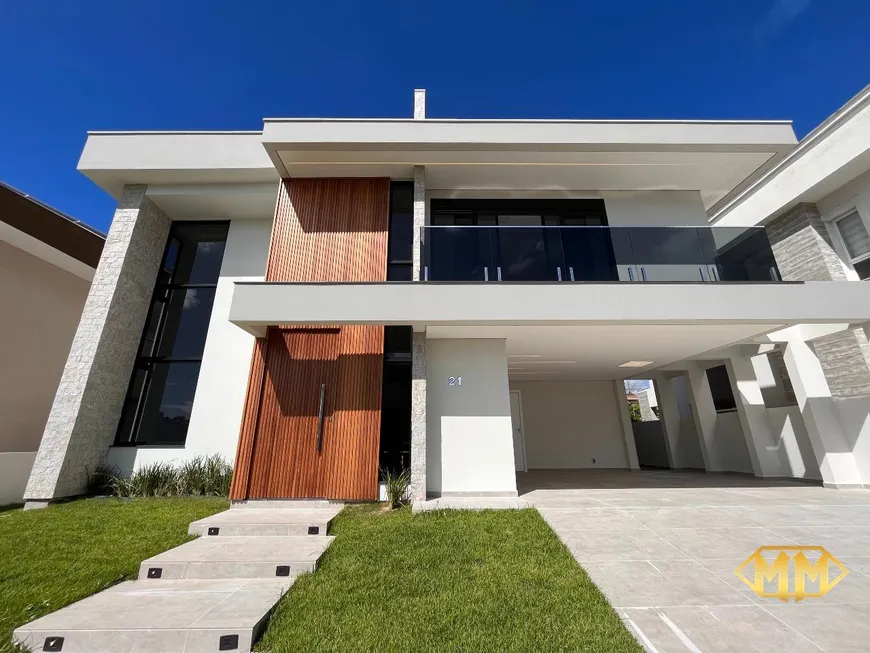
[518,470,870,653]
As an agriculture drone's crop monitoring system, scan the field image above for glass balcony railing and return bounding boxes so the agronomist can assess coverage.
[420,226,781,283]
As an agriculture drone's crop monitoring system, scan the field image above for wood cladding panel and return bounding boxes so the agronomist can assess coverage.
[233,178,389,501]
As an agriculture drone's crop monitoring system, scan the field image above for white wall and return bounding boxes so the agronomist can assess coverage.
[509,380,628,469]
[426,338,517,496]
[831,397,870,483]
[0,241,91,453]
[107,218,272,473]
[713,411,754,474]
[763,406,821,480]
[602,191,709,226]
[0,452,36,505]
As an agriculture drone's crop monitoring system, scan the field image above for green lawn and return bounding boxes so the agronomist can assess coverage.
[0,497,227,653]
[258,505,642,653]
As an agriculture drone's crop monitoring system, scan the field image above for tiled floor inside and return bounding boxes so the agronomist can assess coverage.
[519,470,870,653]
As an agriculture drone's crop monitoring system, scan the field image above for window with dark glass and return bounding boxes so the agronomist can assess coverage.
[379,182,413,474]
[706,364,737,412]
[116,222,230,446]
[387,182,413,281]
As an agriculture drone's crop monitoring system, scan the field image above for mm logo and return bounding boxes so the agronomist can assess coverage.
[735,546,848,602]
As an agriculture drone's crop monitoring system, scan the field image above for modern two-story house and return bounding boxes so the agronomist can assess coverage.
[23,88,870,509]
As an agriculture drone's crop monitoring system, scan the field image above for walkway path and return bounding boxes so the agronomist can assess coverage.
[14,501,342,653]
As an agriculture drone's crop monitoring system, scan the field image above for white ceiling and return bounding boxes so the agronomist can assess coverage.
[425,324,784,380]
[276,149,777,210]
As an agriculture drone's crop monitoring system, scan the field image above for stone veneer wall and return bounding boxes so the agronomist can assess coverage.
[766,203,870,398]
[410,332,427,502]
[25,185,171,501]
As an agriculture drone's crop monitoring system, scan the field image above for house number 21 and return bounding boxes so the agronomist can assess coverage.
[448,376,462,386]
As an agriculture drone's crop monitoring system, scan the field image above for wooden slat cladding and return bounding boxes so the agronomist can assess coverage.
[231,178,389,501]
[230,337,267,500]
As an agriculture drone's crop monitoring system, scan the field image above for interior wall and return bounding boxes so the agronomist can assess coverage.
[602,191,708,226]
[107,218,271,473]
[508,380,628,469]
[0,241,90,453]
[426,338,516,495]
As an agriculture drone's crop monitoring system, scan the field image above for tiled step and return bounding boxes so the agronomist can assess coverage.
[139,535,334,581]
[189,507,341,537]
[14,578,290,653]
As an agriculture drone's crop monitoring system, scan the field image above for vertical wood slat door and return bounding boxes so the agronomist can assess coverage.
[247,329,340,499]
[231,178,389,501]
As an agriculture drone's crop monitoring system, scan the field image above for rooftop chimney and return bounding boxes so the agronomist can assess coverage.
[414,89,426,120]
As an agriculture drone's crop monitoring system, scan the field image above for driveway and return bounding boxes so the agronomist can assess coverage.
[519,470,870,653]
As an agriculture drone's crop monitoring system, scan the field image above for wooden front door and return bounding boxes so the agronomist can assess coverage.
[247,328,341,499]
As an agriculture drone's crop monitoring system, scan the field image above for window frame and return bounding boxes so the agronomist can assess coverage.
[114,220,230,447]
[831,207,870,278]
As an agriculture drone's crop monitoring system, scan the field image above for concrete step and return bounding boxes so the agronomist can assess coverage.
[14,578,290,653]
[189,506,341,537]
[139,535,334,581]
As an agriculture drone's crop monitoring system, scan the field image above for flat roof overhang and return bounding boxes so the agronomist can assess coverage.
[228,281,870,338]
[262,119,797,210]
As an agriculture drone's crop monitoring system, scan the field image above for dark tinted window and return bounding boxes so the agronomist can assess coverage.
[116,222,229,446]
[706,365,737,412]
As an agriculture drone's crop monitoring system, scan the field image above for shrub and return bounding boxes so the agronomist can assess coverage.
[381,467,411,509]
[89,455,233,498]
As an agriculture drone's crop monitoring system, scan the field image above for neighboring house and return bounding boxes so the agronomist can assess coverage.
[0,181,104,505]
[21,87,870,510]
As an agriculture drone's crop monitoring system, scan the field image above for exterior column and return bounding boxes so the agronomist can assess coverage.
[24,186,171,507]
[614,381,640,469]
[684,363,717,471]
[412,166,425,280]
[724,356,772,477]
[781,338,864,487]
[410,331,427,502]
[652,374,678,467]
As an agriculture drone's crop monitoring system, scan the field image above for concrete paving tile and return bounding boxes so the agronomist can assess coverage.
[537,507,645,531]
[764,601,870,652]
[656,527,791,559]
[762,526,870,557]
[623,606,823,653]
[579,560,753,608]
[743,504,870,529]
[623,506,759,530]
[562,528,689,561]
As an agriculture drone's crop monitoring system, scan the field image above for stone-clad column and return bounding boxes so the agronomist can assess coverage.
[24,186,171,506]
[767,203,870,399]
[409,163,427,503]
[410,331,427,502]
[412,166,425,280]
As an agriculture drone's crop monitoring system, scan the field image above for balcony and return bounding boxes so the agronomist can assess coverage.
[421,226,780,283]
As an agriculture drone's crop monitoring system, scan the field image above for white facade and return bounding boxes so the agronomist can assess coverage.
[23,88,870,507]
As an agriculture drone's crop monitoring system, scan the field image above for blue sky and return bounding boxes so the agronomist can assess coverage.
[1,0,868,232]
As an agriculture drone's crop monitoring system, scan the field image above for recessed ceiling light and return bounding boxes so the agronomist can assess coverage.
[618,361,653,368]
[521,361,577,365]
[510,371,558,375]
[508,354,541,359]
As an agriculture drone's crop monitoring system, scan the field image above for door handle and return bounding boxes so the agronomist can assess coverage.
[316,383,326,453]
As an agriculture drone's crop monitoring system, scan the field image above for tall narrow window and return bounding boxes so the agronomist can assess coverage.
[379,182,413,474]
[116,222,230,446]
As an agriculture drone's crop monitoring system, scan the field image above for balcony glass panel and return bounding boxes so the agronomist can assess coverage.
[627,228,710,282]
[422,225,780,283]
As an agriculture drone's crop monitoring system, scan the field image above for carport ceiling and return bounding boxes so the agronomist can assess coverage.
[425,324,784,380]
